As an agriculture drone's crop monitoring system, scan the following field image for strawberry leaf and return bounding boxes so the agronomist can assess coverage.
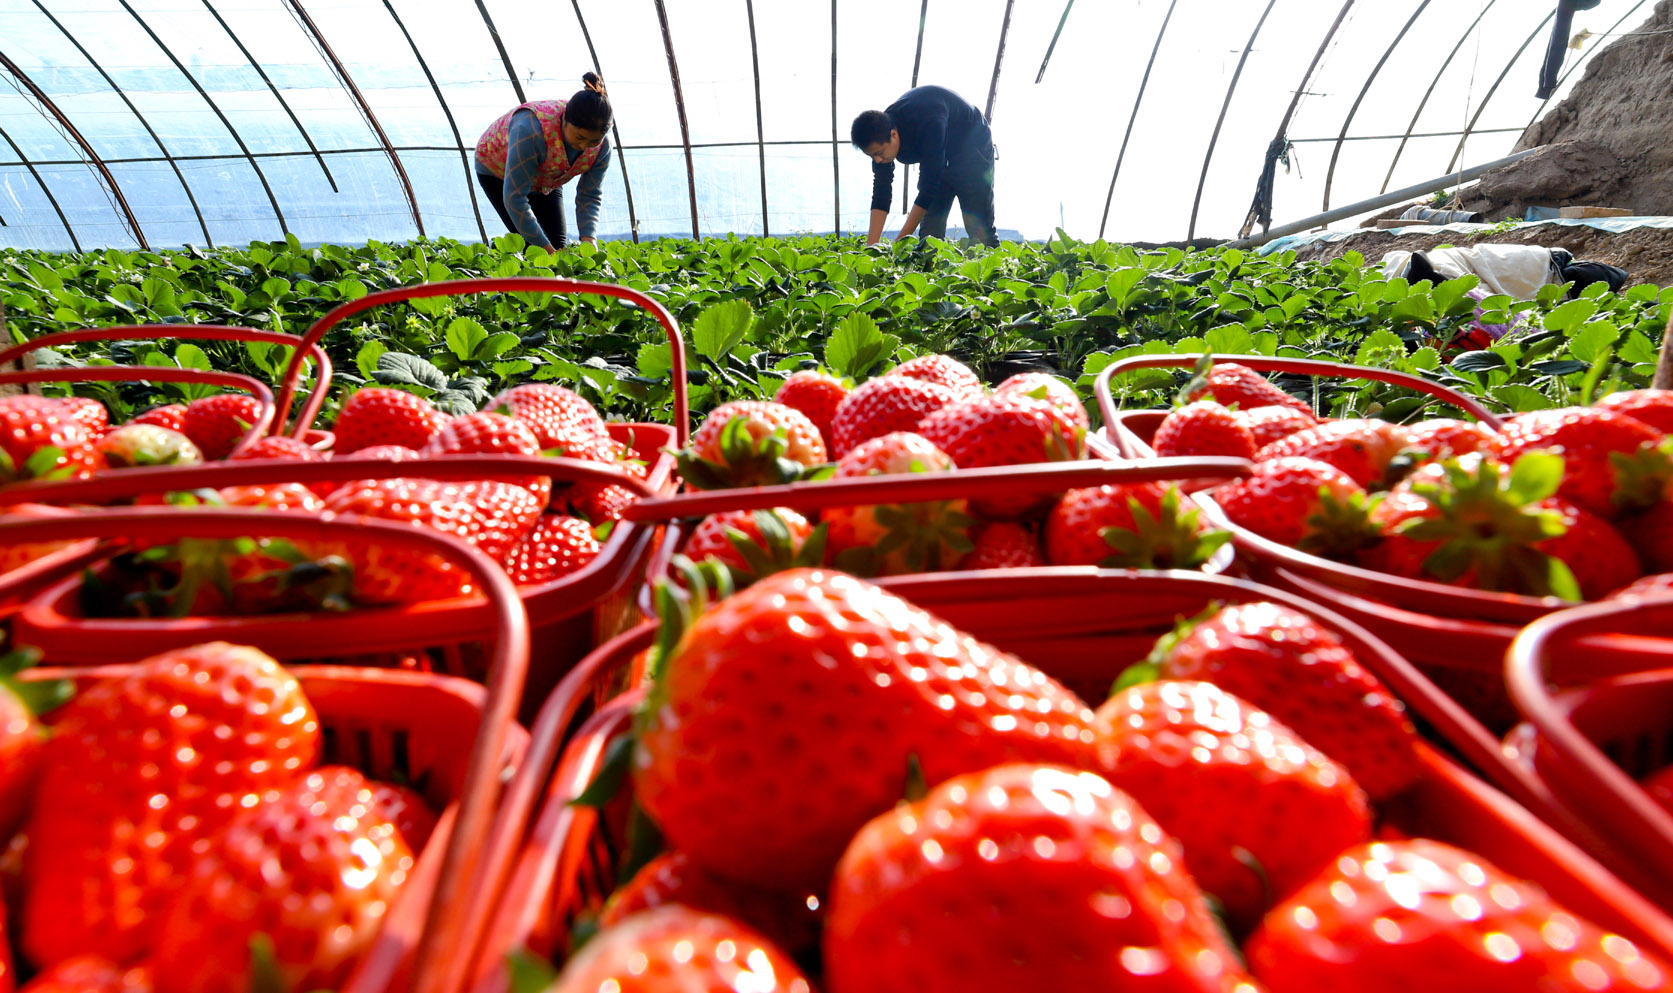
[505,950,561,993]
[24,446,72,481]
[1505,452,1564,504]
[1110,660,1162,695]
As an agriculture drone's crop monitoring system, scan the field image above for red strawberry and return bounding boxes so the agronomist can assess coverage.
[958,521,1045,570]
[366,779,438,853]
[502,514,600,587]
[558,434,647,523]
[180,394,263,460]
[56,396,109,438]
[0,396,101,483]
[1609,572,1673,600]
[683,508,817,583]
[17,957,152,993]
[824,763,1258,993]
[22,643,319,967]
[1255,420,1409,489]
[993,372,1090,431]
[887,353,983,400]
[1094,681,1372,930]
[549,905,812,993]
[827,376,960,458]
[341,443,419,464]
[1154,400,1257,459]
[1149,602,1421,801]
[153,766,417,993]
[773,370,849,447]
[917,394,1084,518]
[1240,404,1318,449]
[1596,389,1673,434]
[633,568,1096,891]
[598,852,821,956]
[219,482,323,514]
[1247,839,1672,992]
[1043,483,1229,569]
[1622,499,1673,574]
[1495,407,1662,518]
[96,424,203,468]
[490,383,607,448]
[129,403,187,433]
[1187,361,1311,414]
[0,894,10,993]
[1214,456,1378,557]
[321,478,543,604]
[331,388,448,454]
[1535,498,1642,600]
[0,646,65,842]
[1400,418,1496,461]
[680,401,827,489]
[0,504,79,575]
[822,432,971,576]
[228,434,323,463]
[422,411,550,503]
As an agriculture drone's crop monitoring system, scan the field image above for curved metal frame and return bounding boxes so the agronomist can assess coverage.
[1100,0,1178,239]
[904,0,929,214]
[1380,0,1502,196]
[284,0,425,238]
[831,0,840,235]
[1035,0,1077,84]
[1187,0,1277,241]
[0,124,79,249]
[475,0,526,105]
[570,0,640,243]
[1444,11,1556,175]
[745,0,769,236]
[652,0,700,240]
[1321,0,1431,211]
[1523,0,1651,133]
[985,0,1016,123]
[0,50,147,249]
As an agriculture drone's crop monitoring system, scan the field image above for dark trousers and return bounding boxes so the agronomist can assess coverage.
[920,139,998,247]
[476,171,568,248]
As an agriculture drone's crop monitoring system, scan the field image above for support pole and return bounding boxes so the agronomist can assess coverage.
[745,0,769,236]
[571,0,640,242]
[652,0,700,240]
[985,0,1015,123]
[831,0,840,236]
[1100,0,1177,240]
[1188,0,1277,241]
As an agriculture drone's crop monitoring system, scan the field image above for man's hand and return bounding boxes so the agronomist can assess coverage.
[865,209,888,247]
[894,203,928,242]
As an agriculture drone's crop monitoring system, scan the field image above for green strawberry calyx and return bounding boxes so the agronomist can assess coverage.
[1610,437,1673,514]
[1109,602,1226,696]
[1098,486,1232,570]
[720,509,829,585]
[1173,353,1216,410]
[1297,485,1384,560]
[0,445,72,484]
[675,416,824,491]
[0,637,71,717]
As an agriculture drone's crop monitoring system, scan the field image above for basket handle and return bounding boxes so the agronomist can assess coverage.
[275,277,691,447]
[0,507,529,983]
[1092,353,1505,440]
[0,366,275,458]
[0,325,332,439]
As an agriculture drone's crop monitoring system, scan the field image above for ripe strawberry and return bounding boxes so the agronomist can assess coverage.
[56,396,109,438]
[180,393,263,461]
[1255,419,1409,489]
[153,766,417,993]
[1094,681,1372,930]
[1154,400,1257,459]
[825,763,1259,993]
[1214,456,1378,557]
[96,424,203,468]
[1609,572,1673,601]
[633,568,1096,891]
[502,515,600,587]
[422,410,547,505]
[993,372,1090,431]
[1043,483,1229,569]
[918,394,1084,518]
[1495,407,1662,518]
[1643,765,1673,817]
[887,353,983,400]
[17,957,152,993]
[489,383,607,448]
[0,645,66,841]
[1247,839,1672,992]
[550,905,812,993]
[1622,499,1673,574]
[228,433,323,464]
[822,432,971,576]
[322,478,543,604]
[773,369,849,447]
[330,388,448,454]
[680,401,827,489]
[1239,404,1318,449]
[366,779,438,852]
[827,376,960,458]
[0,504,80,575]
[958,521,1045,570]
[598,852,821,956]
[1400,418,1496,461]
[1186,361,1311,414]
[1146,602,1421,801]
[129,403,187,433]
[1596,389,1673,434]
[557,434,647,523]
[22,643,319,966]
[1,895,10,993]
[219,482,323,514]
[0,396,101,483]
[683,508,818,584]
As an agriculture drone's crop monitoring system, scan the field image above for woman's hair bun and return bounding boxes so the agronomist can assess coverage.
[583,72,606,94]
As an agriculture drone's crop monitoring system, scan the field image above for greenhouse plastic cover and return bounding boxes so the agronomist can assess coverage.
[0,0,1655,252]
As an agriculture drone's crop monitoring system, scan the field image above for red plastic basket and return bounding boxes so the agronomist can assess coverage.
[448,569,1673,993]
[1505,595,1673,910]
[0,506,533,993]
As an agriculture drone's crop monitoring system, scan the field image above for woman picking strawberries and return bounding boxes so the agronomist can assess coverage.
[474,73,614,250]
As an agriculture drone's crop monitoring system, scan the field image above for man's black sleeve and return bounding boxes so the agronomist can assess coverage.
[871,160,895,213]
[911,104,952,213]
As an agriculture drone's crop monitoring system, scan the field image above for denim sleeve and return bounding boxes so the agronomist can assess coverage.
[870,160,894,214]
[502,109,552,249]
[574,139,611,240]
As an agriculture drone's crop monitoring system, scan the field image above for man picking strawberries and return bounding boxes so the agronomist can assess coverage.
[851,85,998,248]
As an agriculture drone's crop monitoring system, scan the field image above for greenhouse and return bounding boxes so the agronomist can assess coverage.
[4,3,1673,993]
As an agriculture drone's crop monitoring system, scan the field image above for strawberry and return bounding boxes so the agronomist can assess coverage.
[96,424,203,468]
[366,779,437,852]
[227,434,323,463]
[502,514,600,587]
[1143,602,1422,801]
[1043,483,1230,569]
[326,444,422,502]
[129,403,187,433]
[773,369,849,447]
[822,432,972,576]
[958,521,1045,570]
[1622,499,1673,574]
[993,372,1090,431]
[1399,418,1496,461]
[1246,839,1672,992]
[917,394,1084,518]
[557,434,647,523]
[0,504,80,575]
[1596,388,1673,434]
[489,383,607,448]
[180,394,263,461]
[1094,681,1372,931]
[0,645,67,841]
[1214,457,1379,557]
[0,894,10,993]
[1609,572,1673,600]
[887,353,983,400]
[1643,765,1673,817]
[321,478,543,604]
[17,957,152,993]
[1154,400,1257,459]
[682,508,819,585]
[827,376,960,458]
[422,410,549,501]
[1239,404,1318,449]
[219,482,323,514]
[22,643,319,966]
[0,396,101,483]
[1495,407,1662,518]
[1186,361,1312,414]
[1255,419,1409,489]
[153,766,417,993]
[330,388,448,454]
[680,401,827,489]
[824,763,1259,993]
[633,568,1096,891]
[550,905,812,993]
[56,396,109,438]
[598,852,821,956]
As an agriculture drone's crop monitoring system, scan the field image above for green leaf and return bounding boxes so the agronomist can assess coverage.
[445,317,489,361]
[1491,384,1554,413]
[174,343,212,372]
[374,352,448,392]
[1452,350,1507,373]
[637,342,672,379]
[1544,298,1599,334]
[478,331,521,360]
[1203,324,1252,354]
[825,311,898,380]
[1567,322,1616,364]
[691,298,754,362]
[356,340,388,381]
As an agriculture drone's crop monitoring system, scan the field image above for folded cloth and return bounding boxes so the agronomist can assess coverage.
[1381,244,1563,299]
